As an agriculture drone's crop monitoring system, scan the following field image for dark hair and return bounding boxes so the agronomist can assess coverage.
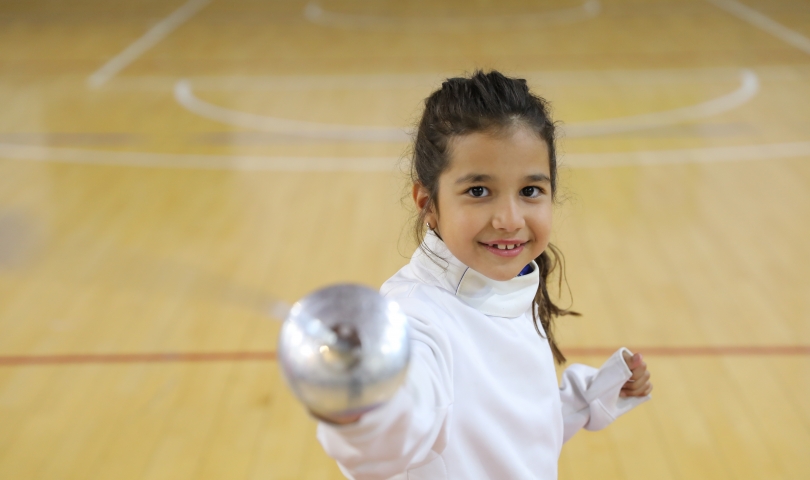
[410,70,578,365]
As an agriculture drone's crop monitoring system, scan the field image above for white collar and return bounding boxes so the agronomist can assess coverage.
[411,231,539,318]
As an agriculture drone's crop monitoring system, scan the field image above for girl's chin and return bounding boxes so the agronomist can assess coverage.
[476,263,527,281]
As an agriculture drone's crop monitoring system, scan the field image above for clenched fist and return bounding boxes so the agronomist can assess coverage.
[621,351,653,397]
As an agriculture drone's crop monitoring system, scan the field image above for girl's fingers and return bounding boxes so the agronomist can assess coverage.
[621,385,643,396]
[631,364,647,381]
[621,352,652,397]
[621,372,651,396]
[310,410,363,425]
[620,384,650,397]
[623,352,643,370]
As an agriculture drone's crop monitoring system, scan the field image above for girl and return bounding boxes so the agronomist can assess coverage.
[316,71,652,479]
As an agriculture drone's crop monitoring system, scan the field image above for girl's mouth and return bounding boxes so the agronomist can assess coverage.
[480,241,526,258]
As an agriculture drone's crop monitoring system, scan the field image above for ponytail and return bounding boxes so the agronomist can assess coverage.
[531,244,579,364]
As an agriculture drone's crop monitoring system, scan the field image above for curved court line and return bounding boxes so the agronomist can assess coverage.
[87,0,211,88]
[174,80,410,142]
[174,70,758,142]
[303,0,600,30]
[562,69,759,137]
[184,68,747,91]
[706,0,810,56]
[2,141,809,171]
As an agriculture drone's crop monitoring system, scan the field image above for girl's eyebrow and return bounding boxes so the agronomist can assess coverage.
[527,174,551,183]
[455,173,551,184]
[455,173,492,184]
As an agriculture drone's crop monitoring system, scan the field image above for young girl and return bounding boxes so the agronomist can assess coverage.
[316,71,652,479]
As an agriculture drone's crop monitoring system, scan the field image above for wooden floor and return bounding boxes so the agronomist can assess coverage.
[1,0,809,478]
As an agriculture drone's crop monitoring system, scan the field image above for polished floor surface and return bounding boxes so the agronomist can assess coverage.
[0,0,809,478]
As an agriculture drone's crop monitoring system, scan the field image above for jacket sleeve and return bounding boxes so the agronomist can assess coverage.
[316,295,454,480]
[559,347,650,443]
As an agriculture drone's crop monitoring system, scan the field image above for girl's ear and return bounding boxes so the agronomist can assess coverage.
[412,183,437,227]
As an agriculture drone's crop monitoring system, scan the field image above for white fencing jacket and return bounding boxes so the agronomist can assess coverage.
[317,233,650,479]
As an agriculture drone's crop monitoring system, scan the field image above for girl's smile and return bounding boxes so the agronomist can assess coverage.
[480,240,527,257]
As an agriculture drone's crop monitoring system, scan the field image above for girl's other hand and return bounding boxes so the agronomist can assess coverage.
[620,351,653,398]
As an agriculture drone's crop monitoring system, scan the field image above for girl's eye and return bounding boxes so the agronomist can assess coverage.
[521,186,543,197]
[468,186,489,197]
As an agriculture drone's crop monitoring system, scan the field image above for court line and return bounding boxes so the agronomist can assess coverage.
[183,67,758,90]
[1,345,808,366]
[0,352,276,366]
[564,69,758,137]
[174,80,410,142]
[706,0,810,55]
[565,345,810,356]
[0,143,402,172]
[303,0,600,30]
[174,69,758,141]
[86,0,211,88]
[561,141,810,168]
[2,141,810,171]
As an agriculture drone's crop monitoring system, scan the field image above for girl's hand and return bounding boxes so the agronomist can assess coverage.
[310,409,364,425]
[620,351,653,398]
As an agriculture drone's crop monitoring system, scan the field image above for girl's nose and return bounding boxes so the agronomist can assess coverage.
[491,199,525,231]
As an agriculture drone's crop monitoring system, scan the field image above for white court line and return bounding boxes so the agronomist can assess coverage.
[706,0,810,55]
[2,142,809,171]
[87,0,211,88]
[304,0,600,30]
[174,69,758,142]
[562,142,810,168]
[0,143,399,172]
[565,69,758,137]
[184,67,755,90]
[174,80,410,142]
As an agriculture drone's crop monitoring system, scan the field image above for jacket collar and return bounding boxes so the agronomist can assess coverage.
[411,231,539,318]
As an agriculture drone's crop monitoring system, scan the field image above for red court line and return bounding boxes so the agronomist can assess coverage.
[0,346,808,366]
[0,351,276,366]
[566,345,810,356]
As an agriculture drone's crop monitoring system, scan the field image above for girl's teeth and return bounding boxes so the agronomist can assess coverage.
[493,244,519,250]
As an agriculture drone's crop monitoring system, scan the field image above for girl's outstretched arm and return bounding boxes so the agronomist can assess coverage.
[558,348,651,443]
[315,294,454,480]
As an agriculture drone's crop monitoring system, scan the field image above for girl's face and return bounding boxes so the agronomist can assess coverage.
[415,126,553,281]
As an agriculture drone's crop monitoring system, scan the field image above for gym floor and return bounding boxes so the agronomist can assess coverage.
[0,0,808,478]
